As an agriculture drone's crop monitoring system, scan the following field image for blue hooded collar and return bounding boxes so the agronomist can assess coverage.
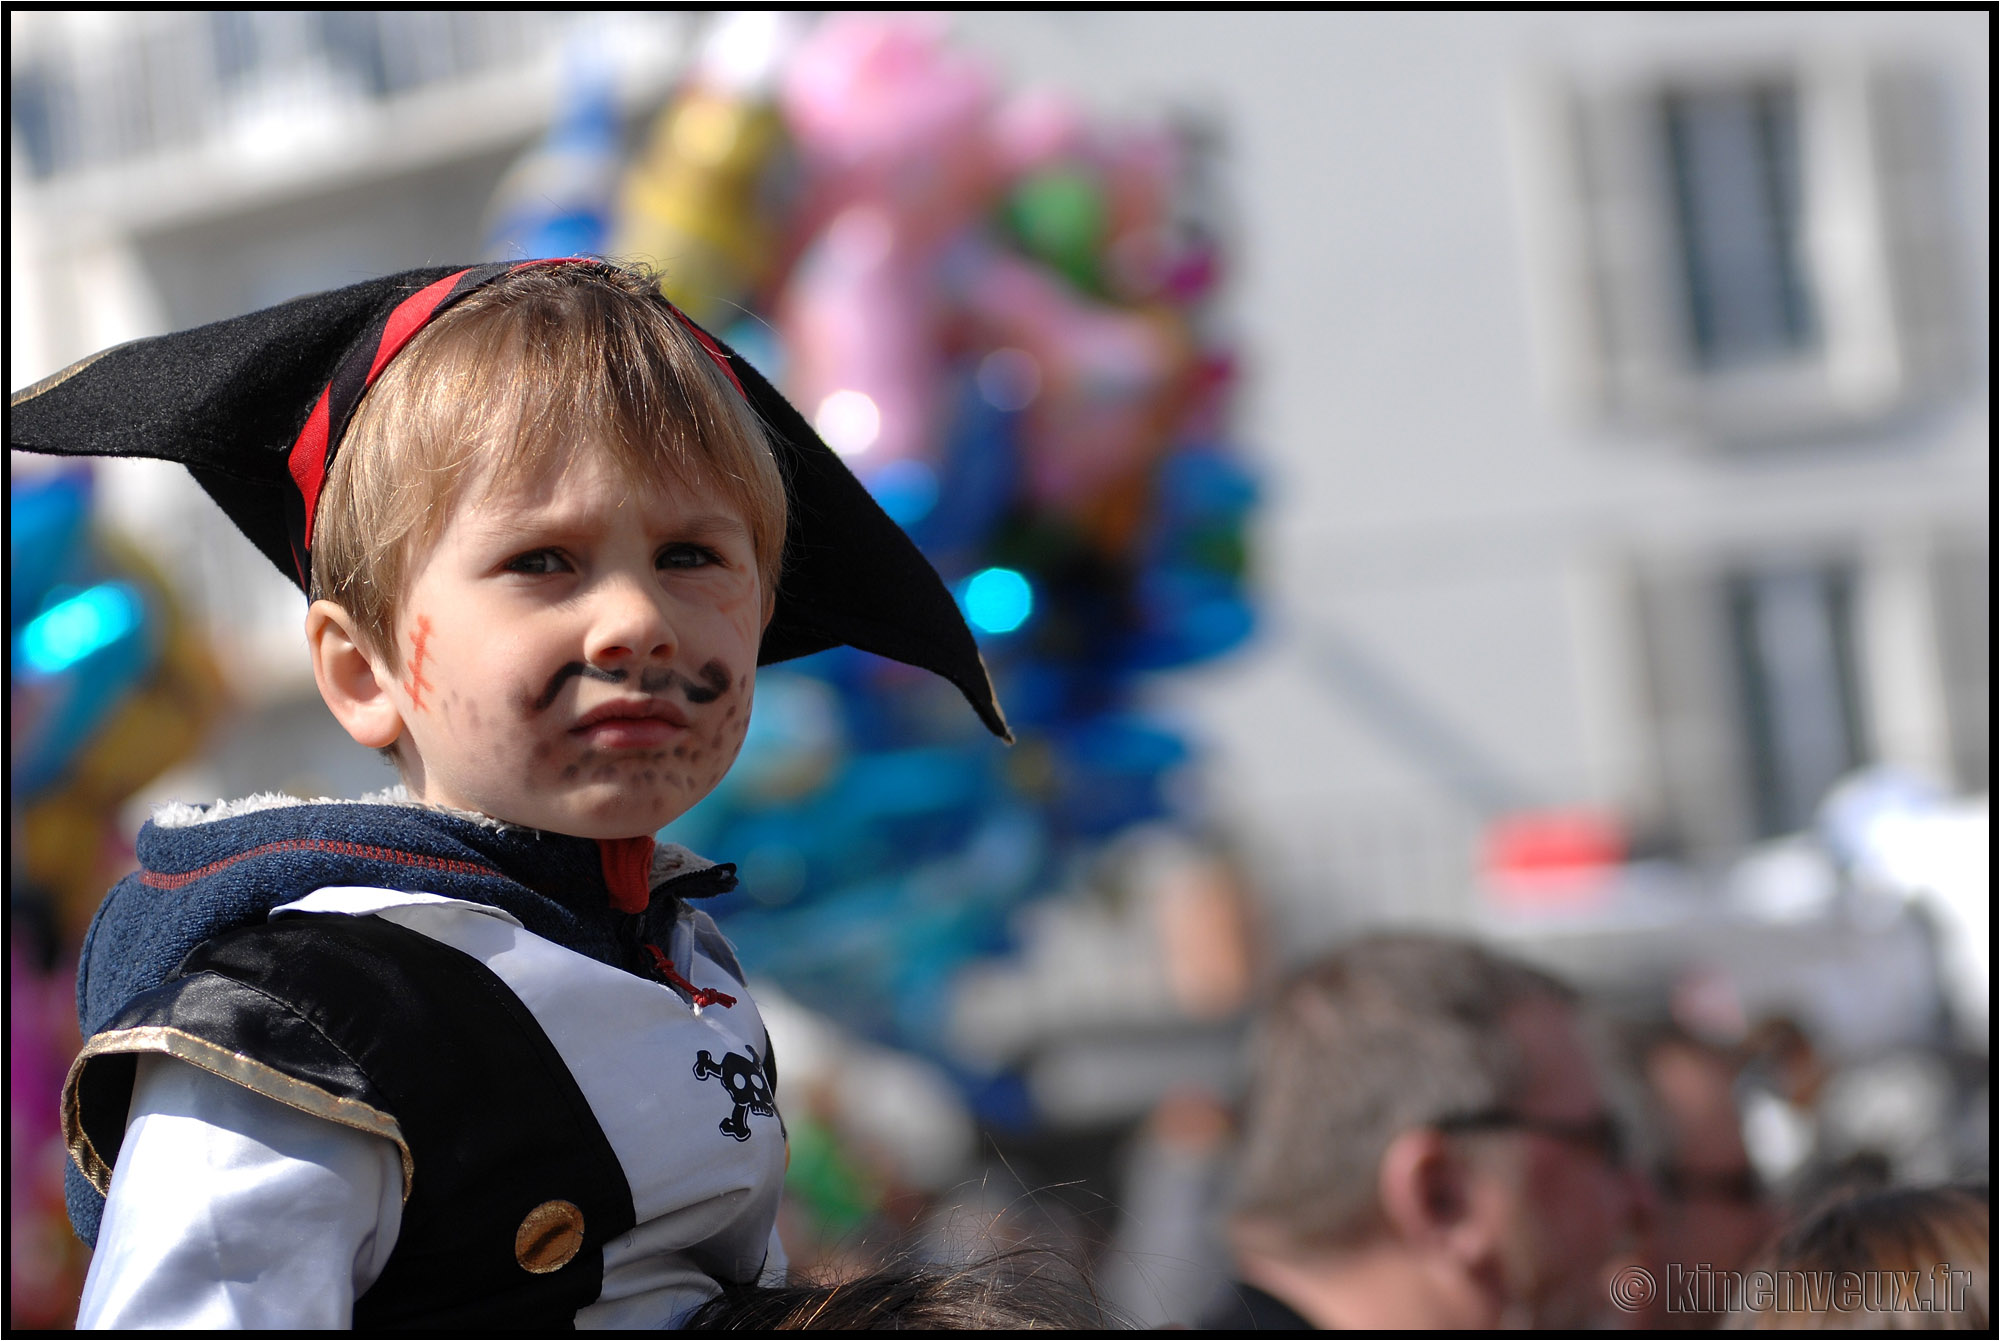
[76,792,737,1041]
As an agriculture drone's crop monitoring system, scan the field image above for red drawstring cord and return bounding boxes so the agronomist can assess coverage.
[644,943,737,1011]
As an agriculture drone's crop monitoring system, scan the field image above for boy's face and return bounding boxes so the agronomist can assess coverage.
[382,449,765,839]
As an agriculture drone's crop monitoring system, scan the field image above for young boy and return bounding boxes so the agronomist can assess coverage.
[10,259,1008,1329]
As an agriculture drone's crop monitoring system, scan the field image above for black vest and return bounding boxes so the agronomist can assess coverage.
[67,916,639,1332]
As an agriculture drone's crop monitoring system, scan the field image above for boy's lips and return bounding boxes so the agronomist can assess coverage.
[570,698,691,746]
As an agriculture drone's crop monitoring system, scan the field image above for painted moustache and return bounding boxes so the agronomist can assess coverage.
[530,659,732,712]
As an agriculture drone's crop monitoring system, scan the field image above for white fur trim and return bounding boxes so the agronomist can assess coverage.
[148,785,519,832]
[651,842,722,884]
[150,792,355,828]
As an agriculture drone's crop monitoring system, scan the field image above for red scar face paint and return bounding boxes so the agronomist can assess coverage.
[403,615,435,712]
[386,450,765,840]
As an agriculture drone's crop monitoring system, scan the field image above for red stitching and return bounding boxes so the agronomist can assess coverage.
[140,839,501,890]
[643,943,737,1010]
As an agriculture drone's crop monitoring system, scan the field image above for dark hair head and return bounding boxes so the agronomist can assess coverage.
[1729,1184,1989,1330]
[682,1249,1115,1332]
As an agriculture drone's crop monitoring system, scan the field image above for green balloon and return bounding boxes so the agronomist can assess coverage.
[1001,168,1108,295]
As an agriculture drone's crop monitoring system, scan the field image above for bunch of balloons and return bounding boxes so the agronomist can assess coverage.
[10,468,226,937]
[486,13,1257,1123]
[9,465,226,1324]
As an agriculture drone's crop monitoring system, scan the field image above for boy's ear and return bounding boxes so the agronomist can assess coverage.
[306,600,405,751]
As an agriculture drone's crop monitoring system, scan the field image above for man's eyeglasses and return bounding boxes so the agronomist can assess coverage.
[1432,1109,1628,1167]
[1659,1164,1764,1205]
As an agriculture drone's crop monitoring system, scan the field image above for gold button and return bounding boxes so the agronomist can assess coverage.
[514,1199,585,1274]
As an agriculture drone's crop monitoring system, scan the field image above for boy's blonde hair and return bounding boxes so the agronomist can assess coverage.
[310,262,786,667]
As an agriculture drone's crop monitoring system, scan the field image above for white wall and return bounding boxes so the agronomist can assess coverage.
[951,11,1988,936]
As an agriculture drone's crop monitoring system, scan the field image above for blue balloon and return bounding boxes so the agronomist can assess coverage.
[867,459,940,528]
[9,468,92,627]
[1044,715,1191,840]
[960,567,1034,635]
[904,377,1019,562]
[18,583,143,675]
[481,44,620,261]
[11,580,159,797]
[1119,568,1256,670]
[1156,443,1258,524]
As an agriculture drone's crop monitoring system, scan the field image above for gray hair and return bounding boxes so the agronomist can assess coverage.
[1230,933,1576,1247]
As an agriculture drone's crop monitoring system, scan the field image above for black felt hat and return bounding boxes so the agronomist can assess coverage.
[9,259,1010,740]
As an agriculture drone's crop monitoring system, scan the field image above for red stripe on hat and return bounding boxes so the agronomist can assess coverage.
[288,268,471,554]
[672,310,747,398]
[288,386,334,550]
[368,268,473,381]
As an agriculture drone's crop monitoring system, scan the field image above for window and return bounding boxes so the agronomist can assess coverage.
[1725,562,1869,838]
[1622,534,1980,858]
[1513,51,1966,440]
[1661,80,1816,372]
[5,11,572,182]
[1930,532,1990,794]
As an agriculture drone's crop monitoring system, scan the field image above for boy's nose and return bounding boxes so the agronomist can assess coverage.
[583,575,678,666]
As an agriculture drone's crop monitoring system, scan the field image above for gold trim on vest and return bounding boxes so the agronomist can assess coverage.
[61,1025,414,1199]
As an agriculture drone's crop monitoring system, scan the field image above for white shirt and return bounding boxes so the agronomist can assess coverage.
[78,1054,402,1329]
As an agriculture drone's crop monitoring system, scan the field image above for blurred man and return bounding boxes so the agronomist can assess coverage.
[1606,1022,1779,1328]
[1645,1027,1778,1322]
[1204,934,1643,1329]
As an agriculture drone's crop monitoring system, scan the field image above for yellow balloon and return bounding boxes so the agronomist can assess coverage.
[610,87,788,327]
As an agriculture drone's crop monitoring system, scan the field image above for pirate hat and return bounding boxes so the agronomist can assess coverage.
[9,260,1010,741]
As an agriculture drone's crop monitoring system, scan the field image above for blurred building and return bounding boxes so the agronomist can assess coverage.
[948,12,1988,969]
[10,9,1989,1020]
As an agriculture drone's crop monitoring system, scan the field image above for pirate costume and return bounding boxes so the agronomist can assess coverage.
[11,260,1009,1330]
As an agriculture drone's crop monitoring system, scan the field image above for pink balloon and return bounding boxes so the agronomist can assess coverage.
[958,249,1188,509]
[776,15,1008,473]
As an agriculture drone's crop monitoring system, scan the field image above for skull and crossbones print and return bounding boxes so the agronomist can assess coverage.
[692,1046,777,1142]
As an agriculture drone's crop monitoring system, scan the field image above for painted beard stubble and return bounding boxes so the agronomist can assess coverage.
[528,658,752,805]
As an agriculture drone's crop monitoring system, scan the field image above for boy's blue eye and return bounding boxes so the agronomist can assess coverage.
[505,550,570,575]
[658,544,722,570]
